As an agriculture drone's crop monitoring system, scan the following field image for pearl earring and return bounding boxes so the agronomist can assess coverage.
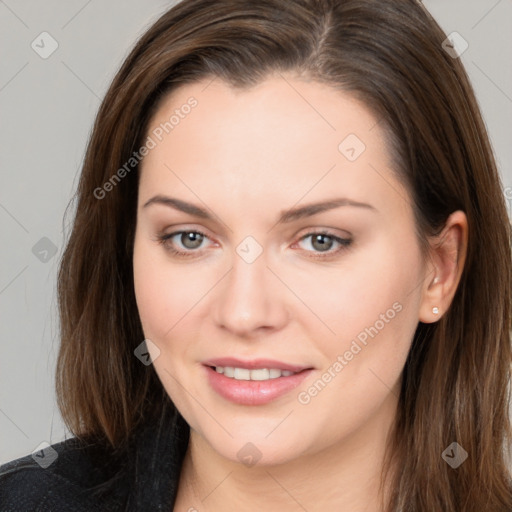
[432,306,439,314]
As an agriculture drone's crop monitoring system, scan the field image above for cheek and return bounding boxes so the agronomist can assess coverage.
[133,236,207,419]
[133,234,217,347]
[295,266,421,445]
[314,234,421,341]
[133,236,181,340]
[307,232,424,401]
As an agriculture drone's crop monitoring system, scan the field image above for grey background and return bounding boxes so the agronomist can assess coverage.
[1,0,511,464]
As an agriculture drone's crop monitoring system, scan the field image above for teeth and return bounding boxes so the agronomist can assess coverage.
[250,368,270,381]
[214,366,297,381]
[234,368,251,380]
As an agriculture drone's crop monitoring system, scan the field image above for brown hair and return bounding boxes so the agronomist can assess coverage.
[56,0,512,509]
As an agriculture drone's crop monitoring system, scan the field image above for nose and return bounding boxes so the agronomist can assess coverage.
[212,248,289,337]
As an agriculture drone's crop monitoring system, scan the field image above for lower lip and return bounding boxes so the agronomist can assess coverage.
[204,365,313,405]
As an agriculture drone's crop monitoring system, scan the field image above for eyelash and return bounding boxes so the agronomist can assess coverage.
[156,229,352,260]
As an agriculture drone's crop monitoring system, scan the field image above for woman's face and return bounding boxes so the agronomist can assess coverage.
[133,75,431,466]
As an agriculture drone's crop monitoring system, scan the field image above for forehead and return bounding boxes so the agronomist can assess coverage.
[138,75,408,219]
[145,75,382,155]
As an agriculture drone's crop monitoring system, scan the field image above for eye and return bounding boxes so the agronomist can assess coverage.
[157,229,213,258]
[294,231,352,258]
[156,228,352,260]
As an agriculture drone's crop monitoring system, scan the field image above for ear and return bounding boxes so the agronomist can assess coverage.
[418,210,468,323]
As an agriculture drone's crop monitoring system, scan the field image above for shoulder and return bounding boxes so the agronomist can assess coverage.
[0,437,127,512]
[0,405,190,511]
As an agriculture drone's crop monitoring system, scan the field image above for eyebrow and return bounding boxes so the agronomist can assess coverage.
[142,195,377,224]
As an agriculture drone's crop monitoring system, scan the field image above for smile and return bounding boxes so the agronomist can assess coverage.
[203,365,313,405]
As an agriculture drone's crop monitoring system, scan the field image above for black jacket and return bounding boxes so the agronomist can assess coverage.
[0,405,190,511]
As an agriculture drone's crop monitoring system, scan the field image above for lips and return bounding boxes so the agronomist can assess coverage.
[202,357,314,405]
[202,357,311,373]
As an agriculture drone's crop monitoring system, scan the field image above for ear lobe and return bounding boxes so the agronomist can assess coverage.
[418,210,468,323]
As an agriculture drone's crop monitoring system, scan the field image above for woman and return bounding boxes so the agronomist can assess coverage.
[1,0,511,510]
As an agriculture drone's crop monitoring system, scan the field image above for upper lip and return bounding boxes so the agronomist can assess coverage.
[203,357,312,373]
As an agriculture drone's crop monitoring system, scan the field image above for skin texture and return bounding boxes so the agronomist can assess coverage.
[133,74,467,511]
